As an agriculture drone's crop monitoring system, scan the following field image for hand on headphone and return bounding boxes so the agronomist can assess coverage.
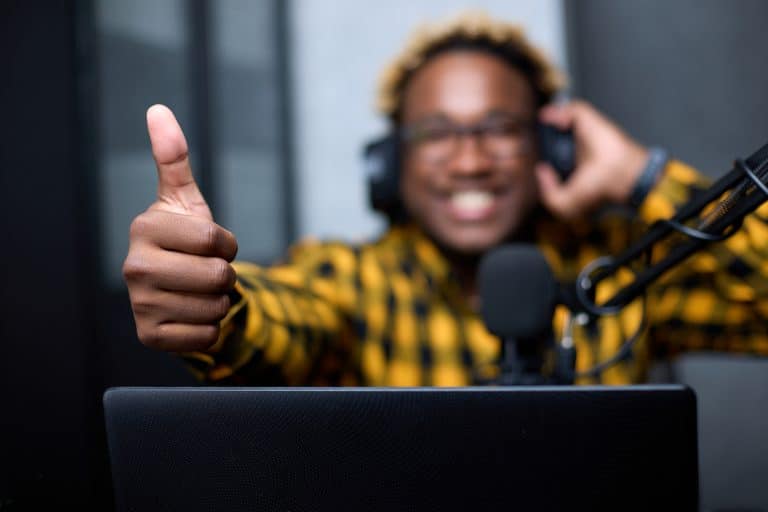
[535,100,650,221]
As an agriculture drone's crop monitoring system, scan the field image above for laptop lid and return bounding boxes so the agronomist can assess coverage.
[104,386,698,511]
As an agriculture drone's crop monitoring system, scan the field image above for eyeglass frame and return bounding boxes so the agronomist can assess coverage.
[399,111,537,166]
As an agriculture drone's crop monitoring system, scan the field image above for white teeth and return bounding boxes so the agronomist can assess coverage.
[451,190,493,212]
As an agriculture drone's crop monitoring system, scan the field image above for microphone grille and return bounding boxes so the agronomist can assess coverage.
[478,245,557,340]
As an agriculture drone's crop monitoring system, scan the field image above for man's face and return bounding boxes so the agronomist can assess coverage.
[399,51,539,255]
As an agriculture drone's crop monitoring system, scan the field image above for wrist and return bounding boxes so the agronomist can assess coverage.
[607,142,648,204]
[628,147,669,208]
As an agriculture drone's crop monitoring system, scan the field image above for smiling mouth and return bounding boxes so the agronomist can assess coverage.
[449,190,496,220]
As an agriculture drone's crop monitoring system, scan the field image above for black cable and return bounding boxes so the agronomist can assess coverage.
[574,256,624,316]
[575,294,647,380]
[570,247,651,380]
[660,218,737,242]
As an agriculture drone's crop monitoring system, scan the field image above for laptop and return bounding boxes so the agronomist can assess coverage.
[104,386,698,511]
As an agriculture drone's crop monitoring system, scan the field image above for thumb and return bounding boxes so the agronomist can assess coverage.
[146,104,212,220]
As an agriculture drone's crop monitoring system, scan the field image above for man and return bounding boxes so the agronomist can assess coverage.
[123,12,768,386]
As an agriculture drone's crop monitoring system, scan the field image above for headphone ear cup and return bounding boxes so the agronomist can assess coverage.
[536,122,575,180]
[363,132,401,217]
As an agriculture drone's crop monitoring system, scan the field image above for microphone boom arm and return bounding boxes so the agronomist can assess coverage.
[576,142,768,316]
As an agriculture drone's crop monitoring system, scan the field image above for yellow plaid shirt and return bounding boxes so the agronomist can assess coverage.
[183,161,768,386]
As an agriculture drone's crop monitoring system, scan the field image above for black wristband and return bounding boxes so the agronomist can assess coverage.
[629,147,669,208]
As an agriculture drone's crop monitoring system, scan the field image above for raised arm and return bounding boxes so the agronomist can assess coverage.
[123,105,356,386]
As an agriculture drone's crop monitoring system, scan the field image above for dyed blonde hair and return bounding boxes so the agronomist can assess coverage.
[376,10,566,120]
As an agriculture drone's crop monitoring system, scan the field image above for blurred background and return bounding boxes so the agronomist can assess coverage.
[2,0,767,509]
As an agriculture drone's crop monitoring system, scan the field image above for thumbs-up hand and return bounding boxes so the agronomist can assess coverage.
[123,105,238,352]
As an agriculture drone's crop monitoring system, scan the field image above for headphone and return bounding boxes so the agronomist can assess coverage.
[363,131,402,220]
[363,122,575,220]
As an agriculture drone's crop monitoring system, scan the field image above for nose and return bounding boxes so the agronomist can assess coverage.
[451,133,492,176]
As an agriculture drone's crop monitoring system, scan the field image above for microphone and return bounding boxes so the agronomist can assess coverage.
[478,245,573,385]
[478,245,557,340]
[478,142,768,385]
[543,140,768,381]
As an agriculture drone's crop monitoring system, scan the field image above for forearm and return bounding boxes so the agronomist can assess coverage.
[181,261,352,385]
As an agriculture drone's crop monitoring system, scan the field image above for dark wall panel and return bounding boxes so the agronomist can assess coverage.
[0,2,93,508]
[1,2,293,508]
[566,0,768,177]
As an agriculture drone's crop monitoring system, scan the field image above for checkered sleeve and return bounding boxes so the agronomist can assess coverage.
[639,160,768,356]
[180,240,362,385]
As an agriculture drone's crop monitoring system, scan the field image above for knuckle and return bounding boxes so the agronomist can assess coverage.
[137,324,161,348]
[138,323,220,351]
[122,252,151,282]
[198,325,220,348]
[129,291,154,316]
[129,212,154,240]
[231,238,239,261]
[222,230,238,261]
[183,324,220,351]
[213,294,231,319]
[155,324,176,347]
[201,221,220,253]
[210,259,235,291]
[226,264,237,288]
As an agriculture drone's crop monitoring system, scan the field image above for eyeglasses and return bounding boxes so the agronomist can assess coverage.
[401,114,535,165]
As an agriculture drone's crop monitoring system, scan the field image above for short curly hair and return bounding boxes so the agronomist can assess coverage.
[376,10,566,122]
